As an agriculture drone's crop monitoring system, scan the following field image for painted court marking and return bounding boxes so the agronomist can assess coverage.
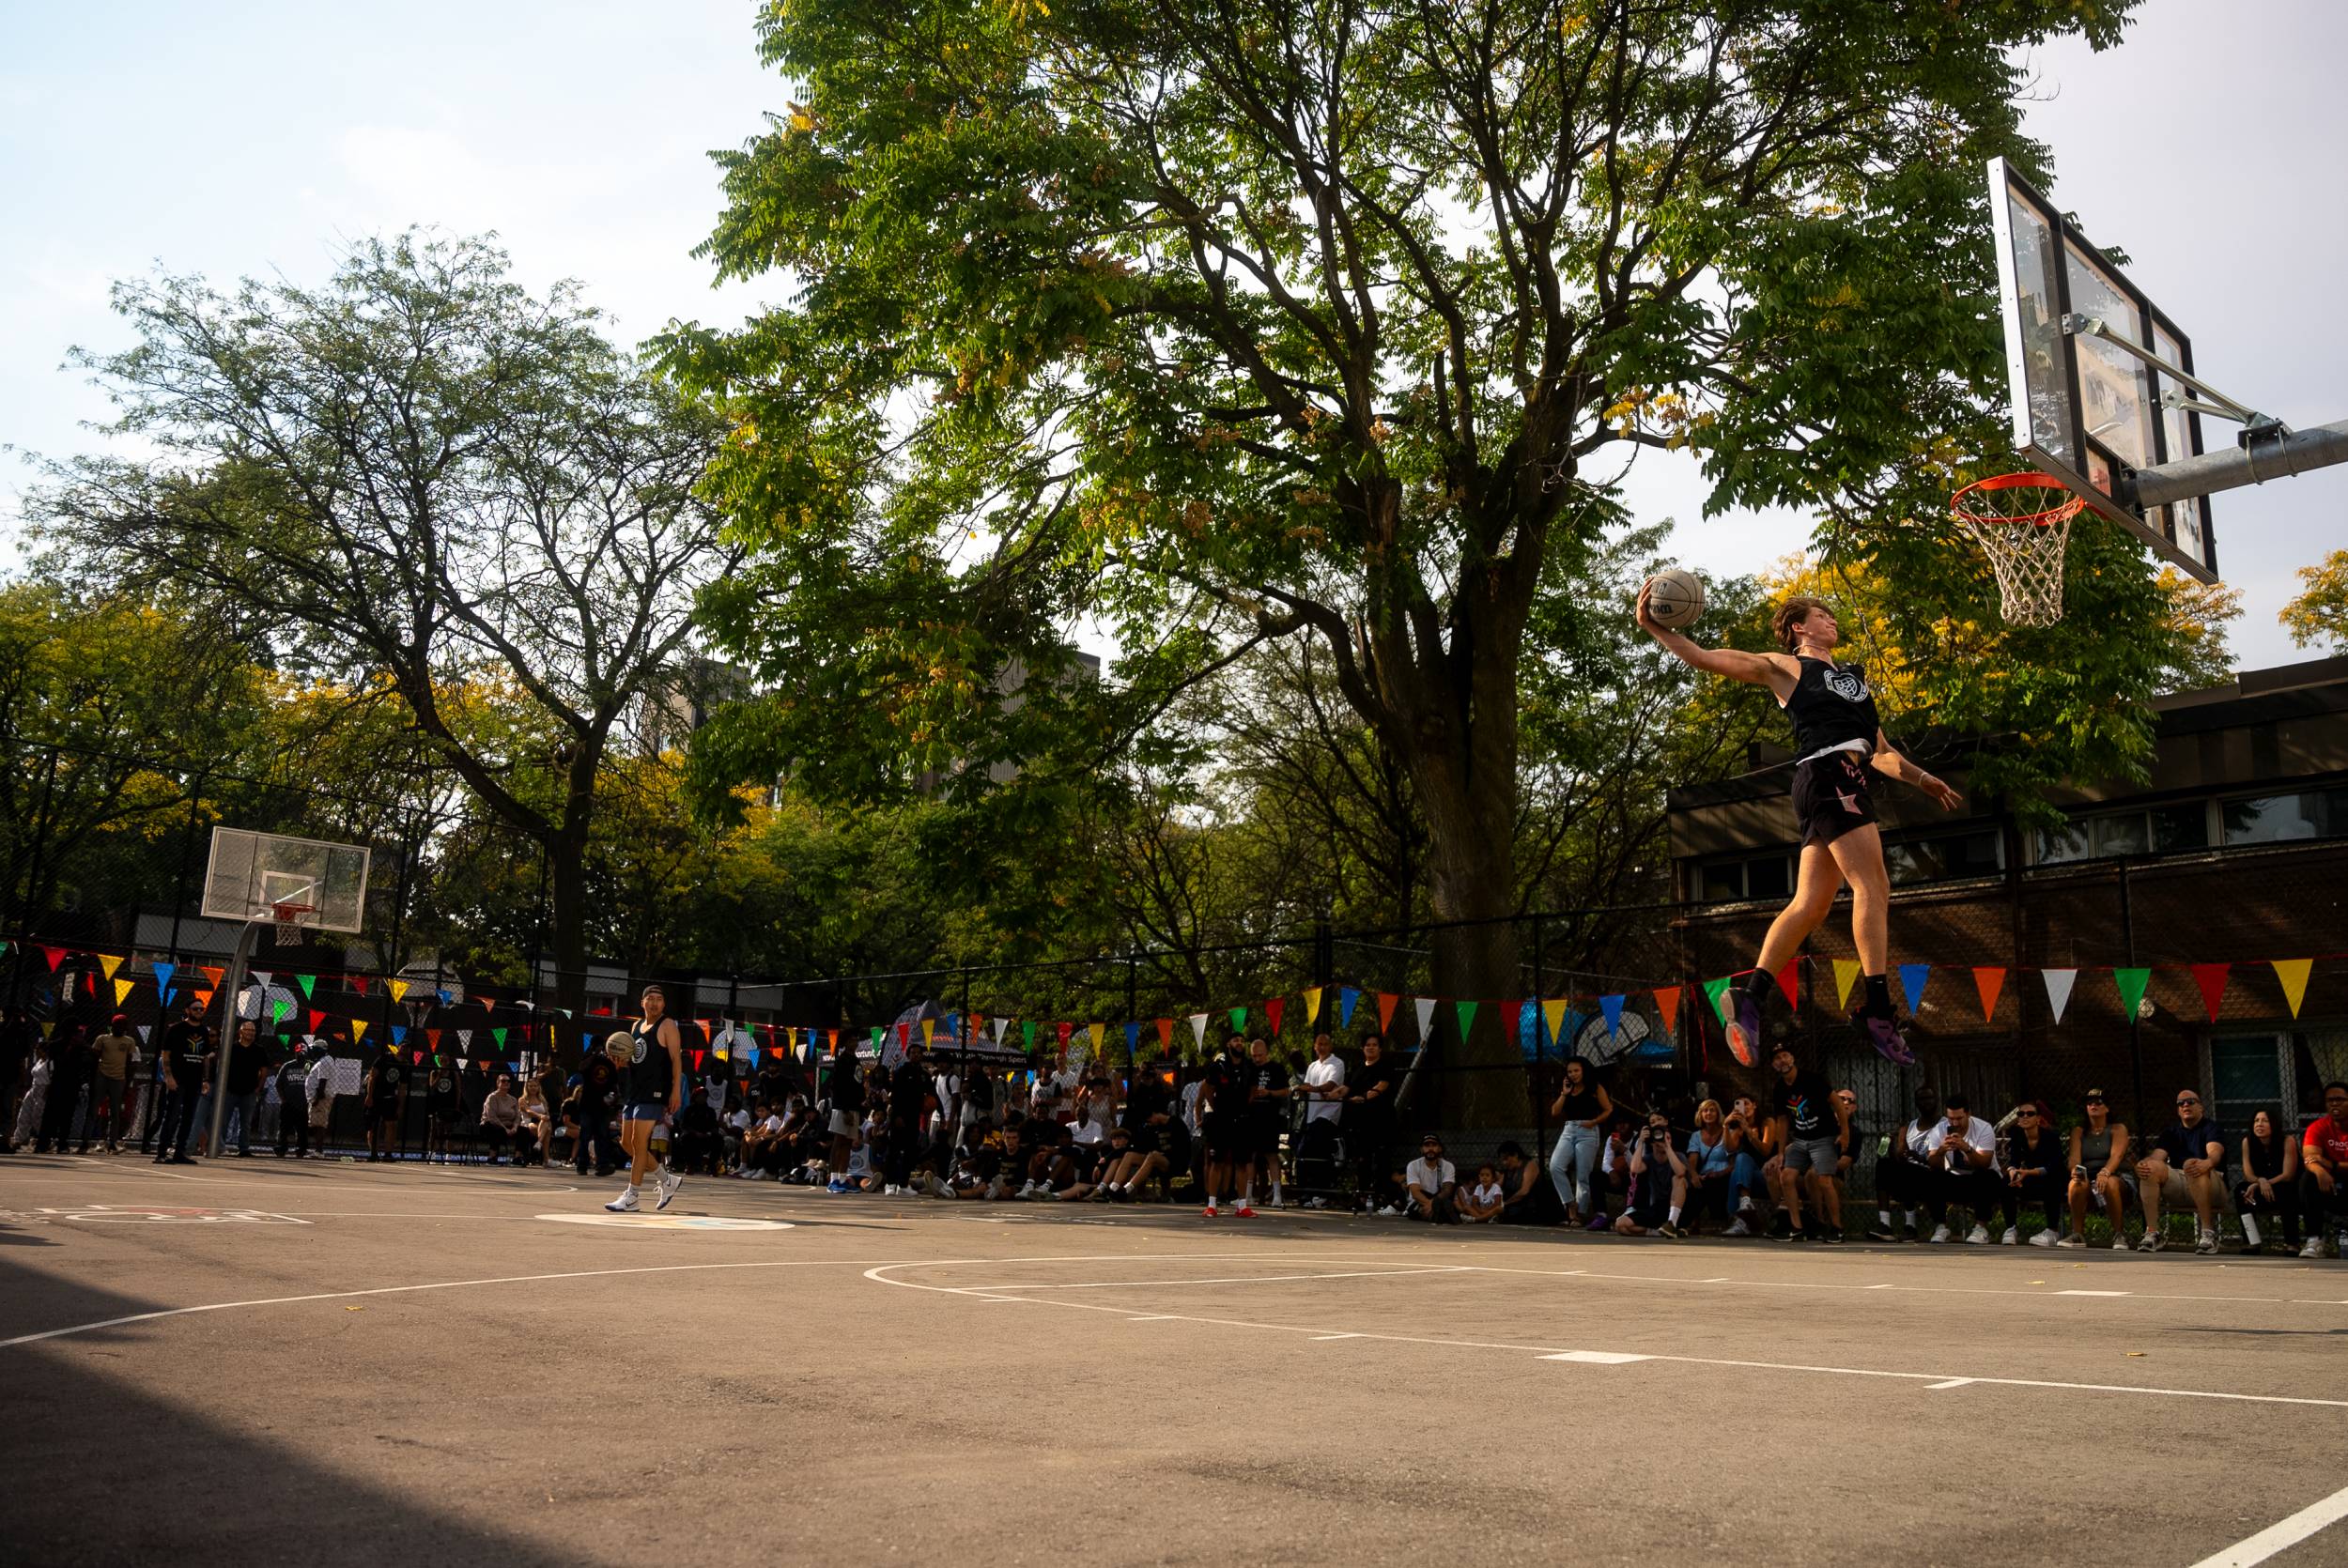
[2186,1481,2348,1567]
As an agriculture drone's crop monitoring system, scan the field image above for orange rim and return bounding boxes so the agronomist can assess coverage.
[1951,470,2087,530]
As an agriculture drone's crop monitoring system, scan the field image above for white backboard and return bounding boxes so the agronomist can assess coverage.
[201,827,371,932]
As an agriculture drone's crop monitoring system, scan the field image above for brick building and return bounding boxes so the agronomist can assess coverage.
[1665,655,2348,1147]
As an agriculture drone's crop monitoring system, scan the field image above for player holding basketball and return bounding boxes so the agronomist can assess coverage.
[605,984,685,1212]
[1637,589,1962,1064]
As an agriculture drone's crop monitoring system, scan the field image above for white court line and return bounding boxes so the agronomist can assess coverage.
[2186,1481,2348,1567]
[1451,1260,2316,1310]
[862,1258,2348,1410]
[1925,1377,1975,1391]
[956,1267,1467,1292]
[2057,1288,2130,1297]
[0,1257,903,1351]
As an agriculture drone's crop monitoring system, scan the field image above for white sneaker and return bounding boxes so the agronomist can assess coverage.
[2194,1231,2219,1255]
[1965,1224,1991,1245]
[604,1187,639,1212]
[2055,1233,2086,1249]
[656,1168,682,1210]
[2302,1236,2329,1260]
[1929,1223,1952,1243]
[1377,1205,1402,1217]
[1724,1217,1753,1237]
[2029,1228,2059,1248]
[2000,1226,2019,1245]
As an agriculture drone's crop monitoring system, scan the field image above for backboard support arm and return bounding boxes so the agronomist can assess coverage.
[2126,417,2348,510]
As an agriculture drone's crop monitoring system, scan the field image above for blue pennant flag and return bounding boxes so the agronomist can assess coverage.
[391,1024,407,1046]
[1337,987,1359,1028]
[1124,1021,1141,1056]
[153,961,177,996]
[437,989,453,1006]
[1517,1004,1540,1062]
[1898,962,1932,1016]
[1599,993,1625,1038]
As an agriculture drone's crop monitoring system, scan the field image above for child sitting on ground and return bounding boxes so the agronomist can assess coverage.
[1459,1163,1506,1222]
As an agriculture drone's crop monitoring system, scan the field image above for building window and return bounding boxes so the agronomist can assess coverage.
[2037,802,2209,864]
[1696,853,1795,903]
[1884,828,2003,885]
[2220,788,2348,847]
[2209,1033,2292,1134]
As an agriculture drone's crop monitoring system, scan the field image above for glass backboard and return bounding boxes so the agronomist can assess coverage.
[1988,157,2218,582]
[201,827,371,932]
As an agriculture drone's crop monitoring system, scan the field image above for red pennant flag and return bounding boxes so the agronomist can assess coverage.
[593,1003,611,1016]
[309,1009,326,1032]
[426,1028,442,1049]
[39,945,65,972]
[692,1050,706,1070]
[1971,967,2006,1022]
[411,1049,424,1065]
[1652,987,1682,1036]
[1056,1022,1073,1046]
[350,976,369,995]
[479,994,494,1014]
[1376,992,1399,1032]
[1265,997,1285,1037]
[2191,962,2229,1022]
[1773,961,1800,1008]
[1156,1018,1174,1049]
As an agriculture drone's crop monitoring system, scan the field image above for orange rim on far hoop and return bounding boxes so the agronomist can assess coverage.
[270,902,317,927]
[1949,470,2085,626]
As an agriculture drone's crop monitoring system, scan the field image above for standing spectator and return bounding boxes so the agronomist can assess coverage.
[1768,1045,1847,1241]
[884,1040,929,1196]
[1344,1034,1398,1213]
[273,1046,316,1159]
[1459,1164,1506,1223]
[1404,1134,1460,1224]
[1294,1032,1346,1206]
[1867,1086,1942,1242]
[2062,1088,2133,1249]
[960,1056,996,1139]
[0,1007,33,1151]
[822,1046,864,1192]
[153,1003,209,1164]
[1197,1035,1255,1218]
[1923,1095,2001,1242]
[306,1042,340,1154]
[575,1048,622,1176]
[37,1022,94,1154]
[2297,1082,2348,1260]
[11,1036,54,1149]
[1997,1100,2066,1246]
[2232,1110,2300,1254]
[1545,1057,1612,1225]
[753,1054,796,1118]
[1244,1038,1290,1208]
[424,1061,462,1162]
[479,1073,529,1162]
[1494,1141,1559,1224]
[1614,1113,1689,1237]
[363,1047,407,1162]
[81,1014,138,1153]
[2135,1088,2227,1254]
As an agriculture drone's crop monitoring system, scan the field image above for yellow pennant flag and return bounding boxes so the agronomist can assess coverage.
[1303,986,1323,1025]
[115,977,134,1005]
[921,1018,935,1048]
[2271,958,2313,1019]
[1832,959,1862,1009]
[350,1020,368,1042]
[1088,1022,1105,1053]
[100,952,125,982]
[388,978,410,1004]
[1541,999,1568,1047]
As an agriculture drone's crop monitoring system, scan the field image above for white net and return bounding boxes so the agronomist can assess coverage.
[1951,475,2084,626]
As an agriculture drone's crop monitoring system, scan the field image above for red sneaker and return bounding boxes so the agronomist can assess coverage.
[1201,1204,1220,1218]
[1236,1205,1256,1219]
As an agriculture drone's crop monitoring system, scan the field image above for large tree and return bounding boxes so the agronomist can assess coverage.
[663,0,2155,1101]
[36,233,737,1012]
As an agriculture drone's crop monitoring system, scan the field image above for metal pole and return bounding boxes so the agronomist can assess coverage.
[2128,418,2348,509]
[2119,859,2145,1129]
[209,918,263,1158]
[1532,913,1547,1167]
[164,774,207,975]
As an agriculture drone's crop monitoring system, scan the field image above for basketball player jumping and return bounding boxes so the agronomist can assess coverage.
[605,984,685,1212]
[1638,589,1963,1065]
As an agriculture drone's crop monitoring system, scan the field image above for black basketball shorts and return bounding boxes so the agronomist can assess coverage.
[1792,750,1877,848]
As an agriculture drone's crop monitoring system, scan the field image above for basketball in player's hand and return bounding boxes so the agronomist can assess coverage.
[1639,568,1705,630]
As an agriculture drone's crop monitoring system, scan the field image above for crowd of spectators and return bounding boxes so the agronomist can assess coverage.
[4,999,2345,1260]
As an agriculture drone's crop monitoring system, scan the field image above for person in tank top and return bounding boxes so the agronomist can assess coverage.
[1637,589,1963,1067]
[605,984,685,1213]
[2062,1088,2134,1248]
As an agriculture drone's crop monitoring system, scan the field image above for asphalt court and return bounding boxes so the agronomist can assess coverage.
[3,1155,2345,1567]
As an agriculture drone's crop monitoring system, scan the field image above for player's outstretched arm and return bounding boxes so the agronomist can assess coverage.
[1635,582,1796,694]
[1866,728,1963,810]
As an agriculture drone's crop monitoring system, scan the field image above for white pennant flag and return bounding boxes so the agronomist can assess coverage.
[1413,996,1436,1042]
[457,1029,472,1048]
[252,971,272,988]
[2042,968,2078,1024]
[1187,1012,1209,1050]
[137,1024,150,1042]
[992,1016,1008,1046]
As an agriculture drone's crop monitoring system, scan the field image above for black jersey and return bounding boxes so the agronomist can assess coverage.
[625,1018,674,1105]
[1781,656,1879,760]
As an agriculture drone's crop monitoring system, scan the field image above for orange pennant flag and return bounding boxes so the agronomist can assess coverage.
[1652,986,1682,1036]
[1971,967,2006,1022]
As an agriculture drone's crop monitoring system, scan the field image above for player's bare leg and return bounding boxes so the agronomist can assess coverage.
[1726,843,1842,1065]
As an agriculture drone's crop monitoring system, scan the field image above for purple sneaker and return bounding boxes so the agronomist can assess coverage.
[1861,1011,1915,1066]
[1584,1210,1611,1232]
[1725,991,1763,1067]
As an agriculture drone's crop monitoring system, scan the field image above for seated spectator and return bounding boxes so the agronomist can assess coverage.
[1094,1120,1169,1202]
[2233,1109,2301,1254]
[518,1076,553,1162]
[1680,1100,1738,1235]
[1612,1113,1687,1237]
[1588,1119,1637,1231]
[1923,1094,2000,1243]
[721,1100,752,1172]
[1459,1163,1505,1223]
[737,1102,787,1178]
[1868,1086,1941,1242]
[842,1130,880,1191]
[672,1096,724,1176]
[1404,1134,1459,1224]
[2299,1082,2348,1260]
[1996,1100,2066,1247]
[1495,1140,1562,1225]
[477,1074,529,1164]
[2136,1088,2228,1254]
[2062,1088,2134,1249]
[1722,1095,1772,1237]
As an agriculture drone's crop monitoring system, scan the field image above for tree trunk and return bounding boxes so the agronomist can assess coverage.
[547,833,591,1024]
[1414,765,1529,1132]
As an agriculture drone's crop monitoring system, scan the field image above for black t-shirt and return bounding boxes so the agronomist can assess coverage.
[2006,1126,2062,1176]
[224,1039,266,1096]
[889,1060,928,1126]
[426,1070,460,1114]
[1351,1059,1397,1123]
[275,1057,309,1101]
[2155,1120,2228,1171]
[371,1058,405,1105]
[1772,1071,1834,1143]
[755,1066,795,1108]
[581,1054,618,1109]
[1248,1064,1286,1121]
[1202,1057,1249,1121]
[825,1060,864,1116]
[2244,1131,2290,1181]
[1121,1072,1166,1132]
[162,1021,209,1084]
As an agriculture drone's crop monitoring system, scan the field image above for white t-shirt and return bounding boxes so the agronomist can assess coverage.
[1925,1116,2000,1173]
[726,1108,752,1132]
[1470,1180,1504,1209]
[1302,1054,1346,1123]
[1180,1080,1203,1134]
[1406,1156,1456,1193]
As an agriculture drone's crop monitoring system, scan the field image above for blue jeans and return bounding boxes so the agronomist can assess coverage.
[1549,1123,1601,1213]
[1730,1152,1769,1212]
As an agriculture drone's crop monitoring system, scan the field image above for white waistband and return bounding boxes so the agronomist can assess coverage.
[1796,738,1871,767]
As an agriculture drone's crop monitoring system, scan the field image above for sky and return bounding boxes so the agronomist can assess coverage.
[3,0,2341,672]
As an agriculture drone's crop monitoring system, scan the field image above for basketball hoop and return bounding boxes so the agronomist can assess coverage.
[1949,470,2086,626]
[270,901,316,933]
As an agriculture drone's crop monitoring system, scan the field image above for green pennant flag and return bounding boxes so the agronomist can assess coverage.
[1228,1005,1248,1034]
[1702,976,1736,1026]
[1022,1020,1037,1053]
[296,974,317,999]
[1453,999,1479,1041]
[2112,967,2152,1019]
[271,998,292,1023]
[492,1027,508,1048]
[870,1026,884,1049]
